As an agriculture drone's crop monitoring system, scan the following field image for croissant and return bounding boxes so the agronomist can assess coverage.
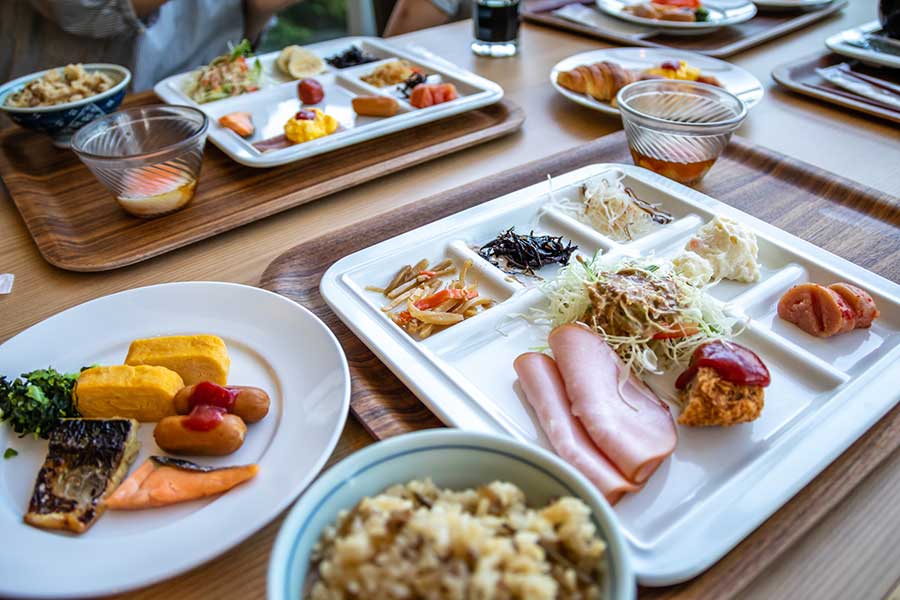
[557,61,655,105]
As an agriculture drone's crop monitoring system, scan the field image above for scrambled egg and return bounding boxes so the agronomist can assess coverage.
[645,60,702,82]
[283,108,338,144]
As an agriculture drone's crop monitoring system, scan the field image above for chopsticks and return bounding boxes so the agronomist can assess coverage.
[811,62,900,114]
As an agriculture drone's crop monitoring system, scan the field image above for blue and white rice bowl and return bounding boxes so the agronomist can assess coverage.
[0,64,131,148]
[268,429,635,600]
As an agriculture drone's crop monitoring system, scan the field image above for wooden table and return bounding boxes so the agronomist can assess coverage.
[2,4,899,598]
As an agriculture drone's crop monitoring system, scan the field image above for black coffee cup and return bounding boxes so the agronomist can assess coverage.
[881,0,900,38]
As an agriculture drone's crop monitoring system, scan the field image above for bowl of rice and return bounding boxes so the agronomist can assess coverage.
[268,429,635,600]
[0,63,130,147]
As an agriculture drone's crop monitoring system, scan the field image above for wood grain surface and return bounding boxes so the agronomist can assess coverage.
[523,0,848,57]
[3,10,900,599]
[261,130,900,597]
[0,95,523,272]
[772,51,900,125]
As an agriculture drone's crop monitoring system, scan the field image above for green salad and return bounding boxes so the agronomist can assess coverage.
[186,39,262,104]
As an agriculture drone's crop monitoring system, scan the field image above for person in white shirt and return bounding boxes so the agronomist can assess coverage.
[1,0,298,92]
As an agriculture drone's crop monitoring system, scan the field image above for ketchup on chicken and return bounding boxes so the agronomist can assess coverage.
[675,340,770,390]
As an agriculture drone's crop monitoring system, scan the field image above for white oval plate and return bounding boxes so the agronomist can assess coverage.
[550,47,764,115]
[596,0,757,33]
[0,282,350,598]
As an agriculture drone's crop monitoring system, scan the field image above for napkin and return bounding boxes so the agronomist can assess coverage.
[816,64,900,111]
[0,274,13,295]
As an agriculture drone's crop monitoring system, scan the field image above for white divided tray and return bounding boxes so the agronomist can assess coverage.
[320,164,900,585]
[154,37,503,167]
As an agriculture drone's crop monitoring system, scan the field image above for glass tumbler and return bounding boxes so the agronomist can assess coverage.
[471,0,521,57]
[616,80,747,186]
[71,105,209,218]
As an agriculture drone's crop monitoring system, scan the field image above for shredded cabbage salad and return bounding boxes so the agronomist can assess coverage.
[554,170,671,242]
[532,254,741,375]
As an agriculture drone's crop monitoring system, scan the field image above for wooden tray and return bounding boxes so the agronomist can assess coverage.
[261,130,900,597]
[0,92,524,272]
[522,0,847,58]
[773,51,900,125]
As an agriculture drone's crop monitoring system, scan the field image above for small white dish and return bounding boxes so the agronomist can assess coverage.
[596,0,757,33]
[268,429,636,600]
[550,47,764,115]
[0,282,350,598]
[826,21,900,69]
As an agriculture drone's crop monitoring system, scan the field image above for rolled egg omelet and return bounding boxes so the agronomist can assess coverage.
[125,334,230,386]
[75,365,183,422]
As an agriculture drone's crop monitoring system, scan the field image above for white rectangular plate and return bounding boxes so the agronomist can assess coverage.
[320,163,900,585]
[154,37,503,168]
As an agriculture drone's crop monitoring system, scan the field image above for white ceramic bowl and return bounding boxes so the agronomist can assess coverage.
[268,429,636,600]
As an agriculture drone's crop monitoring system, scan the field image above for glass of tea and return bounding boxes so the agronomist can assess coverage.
[71,105,208,218]
[616,80,747,186]
[471,0,521,57]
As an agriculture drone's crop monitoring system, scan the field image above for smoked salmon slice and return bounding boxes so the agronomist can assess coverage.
[105,456,258,510]
[218,112,254,137]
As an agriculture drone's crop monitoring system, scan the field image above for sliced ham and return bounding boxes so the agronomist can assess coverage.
[514,352,639,504]
[778,283,856,337]
[548,324,677,484]
[829,282,880,329]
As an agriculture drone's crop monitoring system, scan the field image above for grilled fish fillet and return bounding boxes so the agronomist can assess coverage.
[25,418,140,533]
[106,456,258,510]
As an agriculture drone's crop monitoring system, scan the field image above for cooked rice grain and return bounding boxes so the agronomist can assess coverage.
[306,479,606,600]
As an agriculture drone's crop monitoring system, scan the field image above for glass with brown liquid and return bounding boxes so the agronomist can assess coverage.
[629,150,718,186]
[616,80,747,186]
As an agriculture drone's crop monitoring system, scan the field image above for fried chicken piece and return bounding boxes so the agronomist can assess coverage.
[677,367,764,427]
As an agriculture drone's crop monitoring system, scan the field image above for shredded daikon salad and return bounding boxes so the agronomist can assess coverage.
[555,170,672,242]
[533,254,740,375]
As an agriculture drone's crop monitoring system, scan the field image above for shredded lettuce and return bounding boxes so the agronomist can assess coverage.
[531,254,741,376]
[229,39,254,60]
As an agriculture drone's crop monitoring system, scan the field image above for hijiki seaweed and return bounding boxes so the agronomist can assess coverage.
[325,46,378,69]
[398,73,428,98]
[478,228,578,277]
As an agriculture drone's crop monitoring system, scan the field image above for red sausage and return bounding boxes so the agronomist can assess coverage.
[777,283,855,337]
[829,283,879,329]
[514,352,639,505]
